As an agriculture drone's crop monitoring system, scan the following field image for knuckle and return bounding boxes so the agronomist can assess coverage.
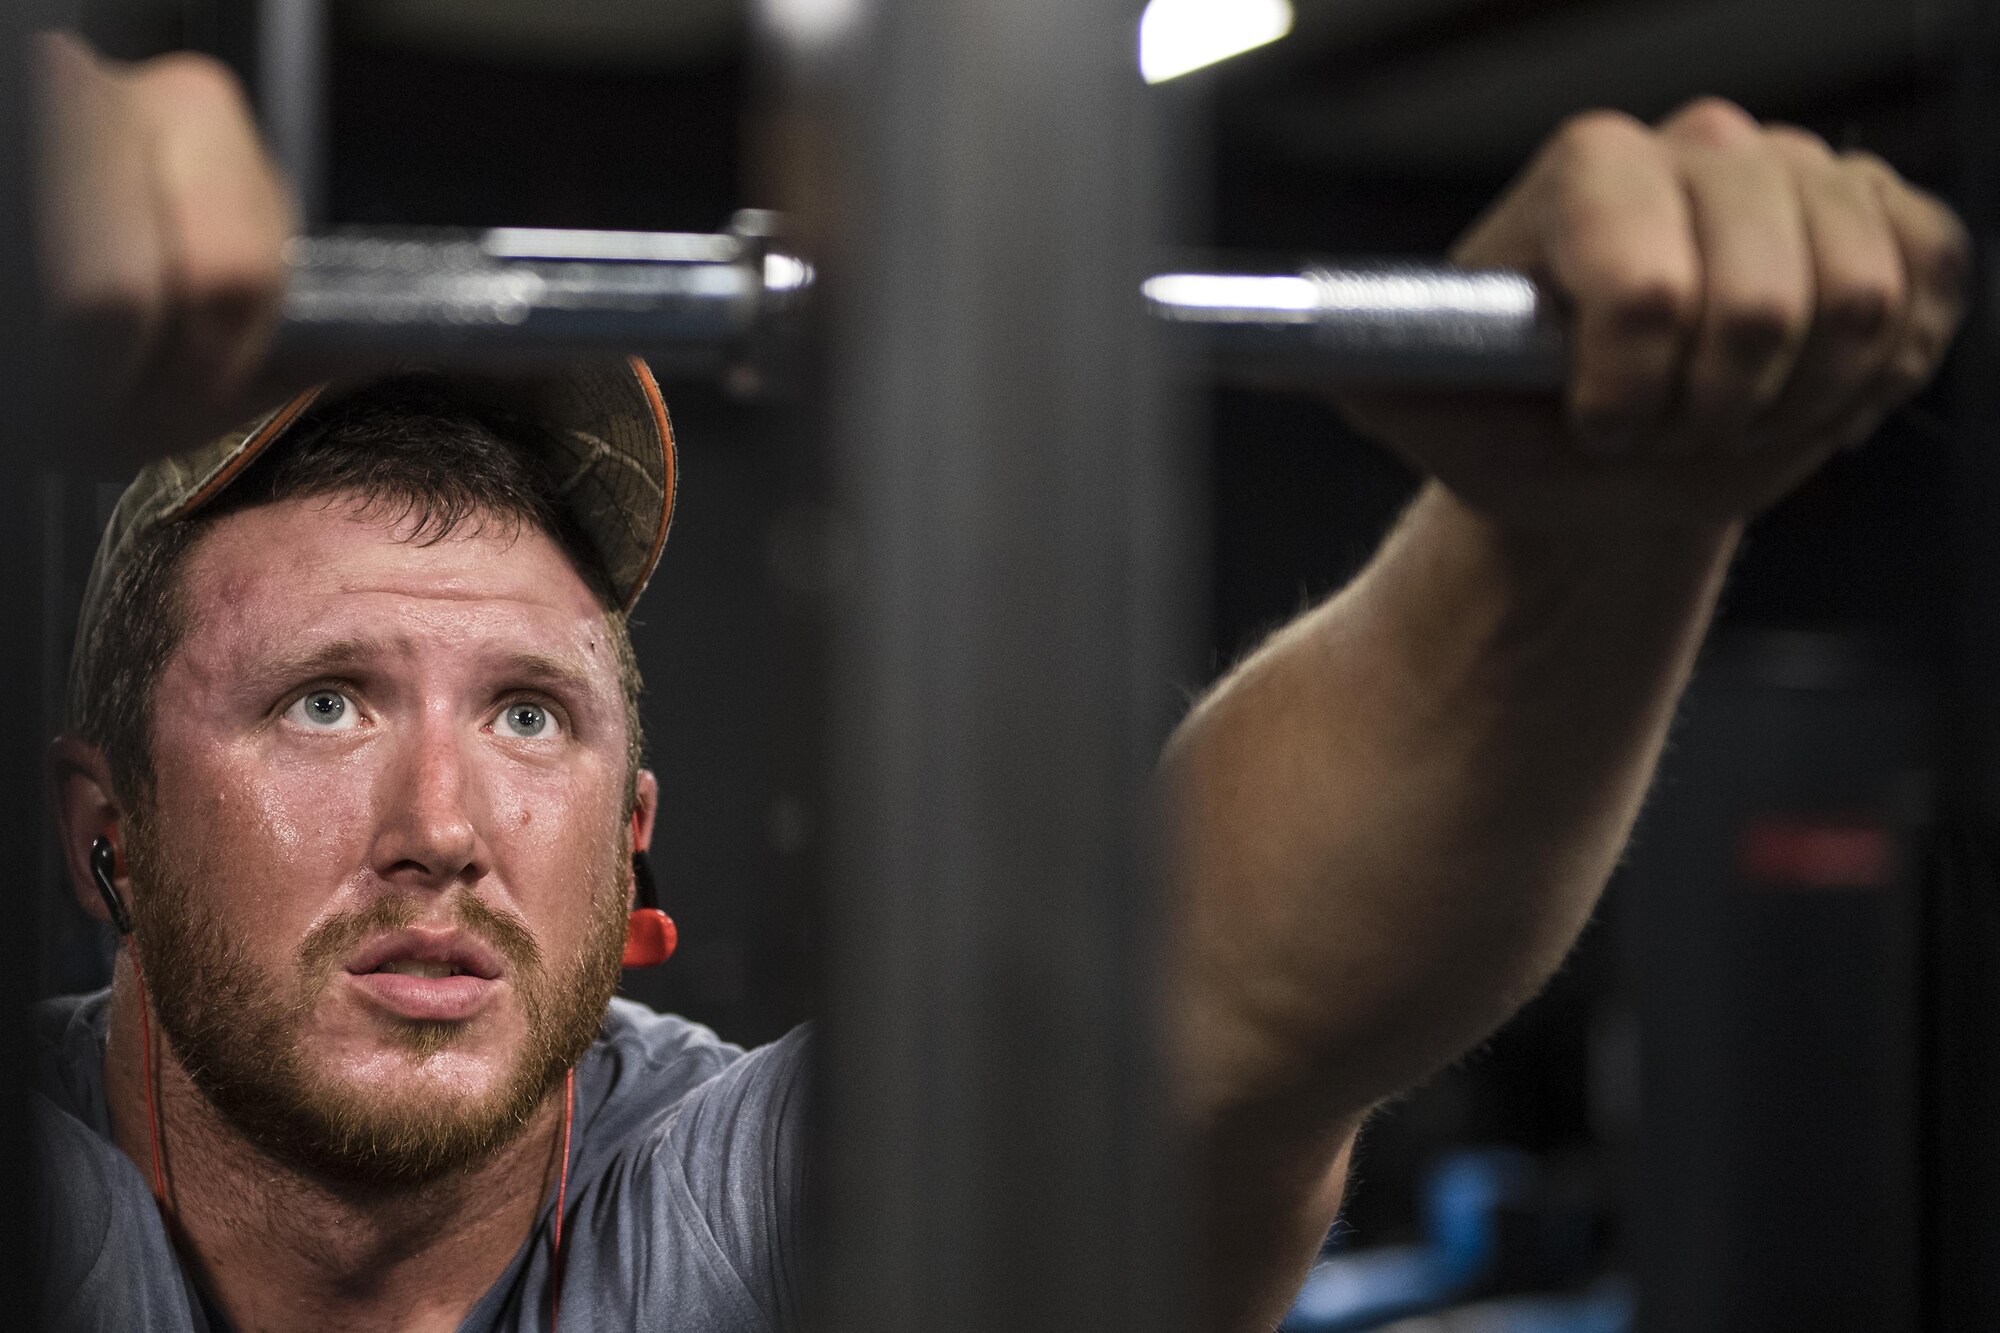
[1549,109,1650,165]
[1664,96,1760,145]
[1766,123,1833,160]
[1600,269,1699,334]
[1710,297,1805,370]
[1715,288,1808,344]
[133,52,252,119]
[1923,218,1975,296]
[1820,273,1903,339]
[1837,148,1897,184]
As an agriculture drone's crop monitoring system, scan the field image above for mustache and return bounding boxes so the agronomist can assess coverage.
[295,892,544,993]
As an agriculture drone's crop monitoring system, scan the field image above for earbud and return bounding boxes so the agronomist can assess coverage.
[621,849,677,968]
[622,910,677,968]
[89,836,133,935]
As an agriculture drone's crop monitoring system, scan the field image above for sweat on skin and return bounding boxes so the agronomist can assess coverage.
[56,494,657,1330]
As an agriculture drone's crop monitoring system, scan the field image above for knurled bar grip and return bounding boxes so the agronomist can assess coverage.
[274,225,1570,392]
[274,227,785,380]
[1143,267,1567,391]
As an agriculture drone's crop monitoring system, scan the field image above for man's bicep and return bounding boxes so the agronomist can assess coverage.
[1199,1111,1360,1333]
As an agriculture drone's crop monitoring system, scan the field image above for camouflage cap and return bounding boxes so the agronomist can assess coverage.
[71,356,677,717]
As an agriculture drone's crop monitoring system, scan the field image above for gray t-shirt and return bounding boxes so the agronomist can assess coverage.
[35,990,810,1331]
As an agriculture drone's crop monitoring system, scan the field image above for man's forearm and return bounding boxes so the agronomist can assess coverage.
[1171,101,1965,1333]
[1166,480,1737,1130]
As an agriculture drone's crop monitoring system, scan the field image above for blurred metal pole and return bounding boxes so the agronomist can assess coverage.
[2,8,53,1322]
[257,0,326,226]
[1932,2,2000,1323]
[758,0,1192,1328]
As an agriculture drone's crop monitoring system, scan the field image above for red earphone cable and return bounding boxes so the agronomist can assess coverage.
[550,1065,575,1328]
[126,948,169,1206]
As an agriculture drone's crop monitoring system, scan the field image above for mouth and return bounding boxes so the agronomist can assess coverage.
[370,959,475,979]
[341,929,506,1023]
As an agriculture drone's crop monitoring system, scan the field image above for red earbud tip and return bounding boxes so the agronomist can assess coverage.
[621,908,678,968]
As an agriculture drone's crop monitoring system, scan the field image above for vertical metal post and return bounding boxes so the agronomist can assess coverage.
[1930,5,2000,1324]
[1,6,54,1316]
[256,0,326,226]
[758,0,1192,1327]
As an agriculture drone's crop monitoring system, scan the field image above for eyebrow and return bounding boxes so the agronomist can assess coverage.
[247,637,389,686]
[245,638,602,701]
[492,651,600,700]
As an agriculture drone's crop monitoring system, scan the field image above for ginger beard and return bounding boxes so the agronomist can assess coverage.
[123,809,631,1185]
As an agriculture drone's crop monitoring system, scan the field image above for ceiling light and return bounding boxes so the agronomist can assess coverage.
[1139,0,1294,85]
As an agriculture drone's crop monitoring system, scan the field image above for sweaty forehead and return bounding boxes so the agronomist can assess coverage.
[173,495,614,664]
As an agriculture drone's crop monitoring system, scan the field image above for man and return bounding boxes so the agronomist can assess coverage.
[31,31,1971,1333]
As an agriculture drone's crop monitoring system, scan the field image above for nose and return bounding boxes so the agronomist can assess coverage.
[370,710,487,889]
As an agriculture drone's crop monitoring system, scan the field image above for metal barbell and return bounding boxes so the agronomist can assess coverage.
[274,209,1568,392]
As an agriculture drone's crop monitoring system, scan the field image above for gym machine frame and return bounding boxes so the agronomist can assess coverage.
[1,2,52,1308]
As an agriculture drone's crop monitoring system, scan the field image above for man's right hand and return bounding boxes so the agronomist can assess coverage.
[32,32,296,458]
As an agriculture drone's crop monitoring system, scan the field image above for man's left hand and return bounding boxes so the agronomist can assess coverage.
[1342,99,1972,531]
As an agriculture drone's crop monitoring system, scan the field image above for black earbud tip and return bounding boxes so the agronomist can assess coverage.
[632,849,660,911]
[88,837,134,936]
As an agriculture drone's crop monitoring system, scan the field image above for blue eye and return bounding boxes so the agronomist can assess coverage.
[287,690,358,731]
[497,702,555,739]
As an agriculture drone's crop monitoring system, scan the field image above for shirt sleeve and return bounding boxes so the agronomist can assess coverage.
[658,1024,811,1328]
[35,1094,208,1332]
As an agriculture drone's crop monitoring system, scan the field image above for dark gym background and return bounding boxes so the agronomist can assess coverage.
[42,0,2000,1328]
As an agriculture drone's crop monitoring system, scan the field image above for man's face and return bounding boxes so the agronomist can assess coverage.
[126,494,636,1183]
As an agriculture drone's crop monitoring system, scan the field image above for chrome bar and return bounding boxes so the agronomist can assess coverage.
[275,227,1567,391]
[272,217,806,379]
[1144,264,1566,390]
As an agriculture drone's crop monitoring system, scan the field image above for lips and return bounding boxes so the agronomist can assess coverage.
[345,928,504,981]
[342,928,506,1023]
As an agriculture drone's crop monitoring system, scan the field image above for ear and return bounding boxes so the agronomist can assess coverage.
[626,770,659,908]
[49,735,126,927]
[630,769,659,856]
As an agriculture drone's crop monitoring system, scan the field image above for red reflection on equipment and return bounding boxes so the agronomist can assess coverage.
[1737,816,1896,891]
